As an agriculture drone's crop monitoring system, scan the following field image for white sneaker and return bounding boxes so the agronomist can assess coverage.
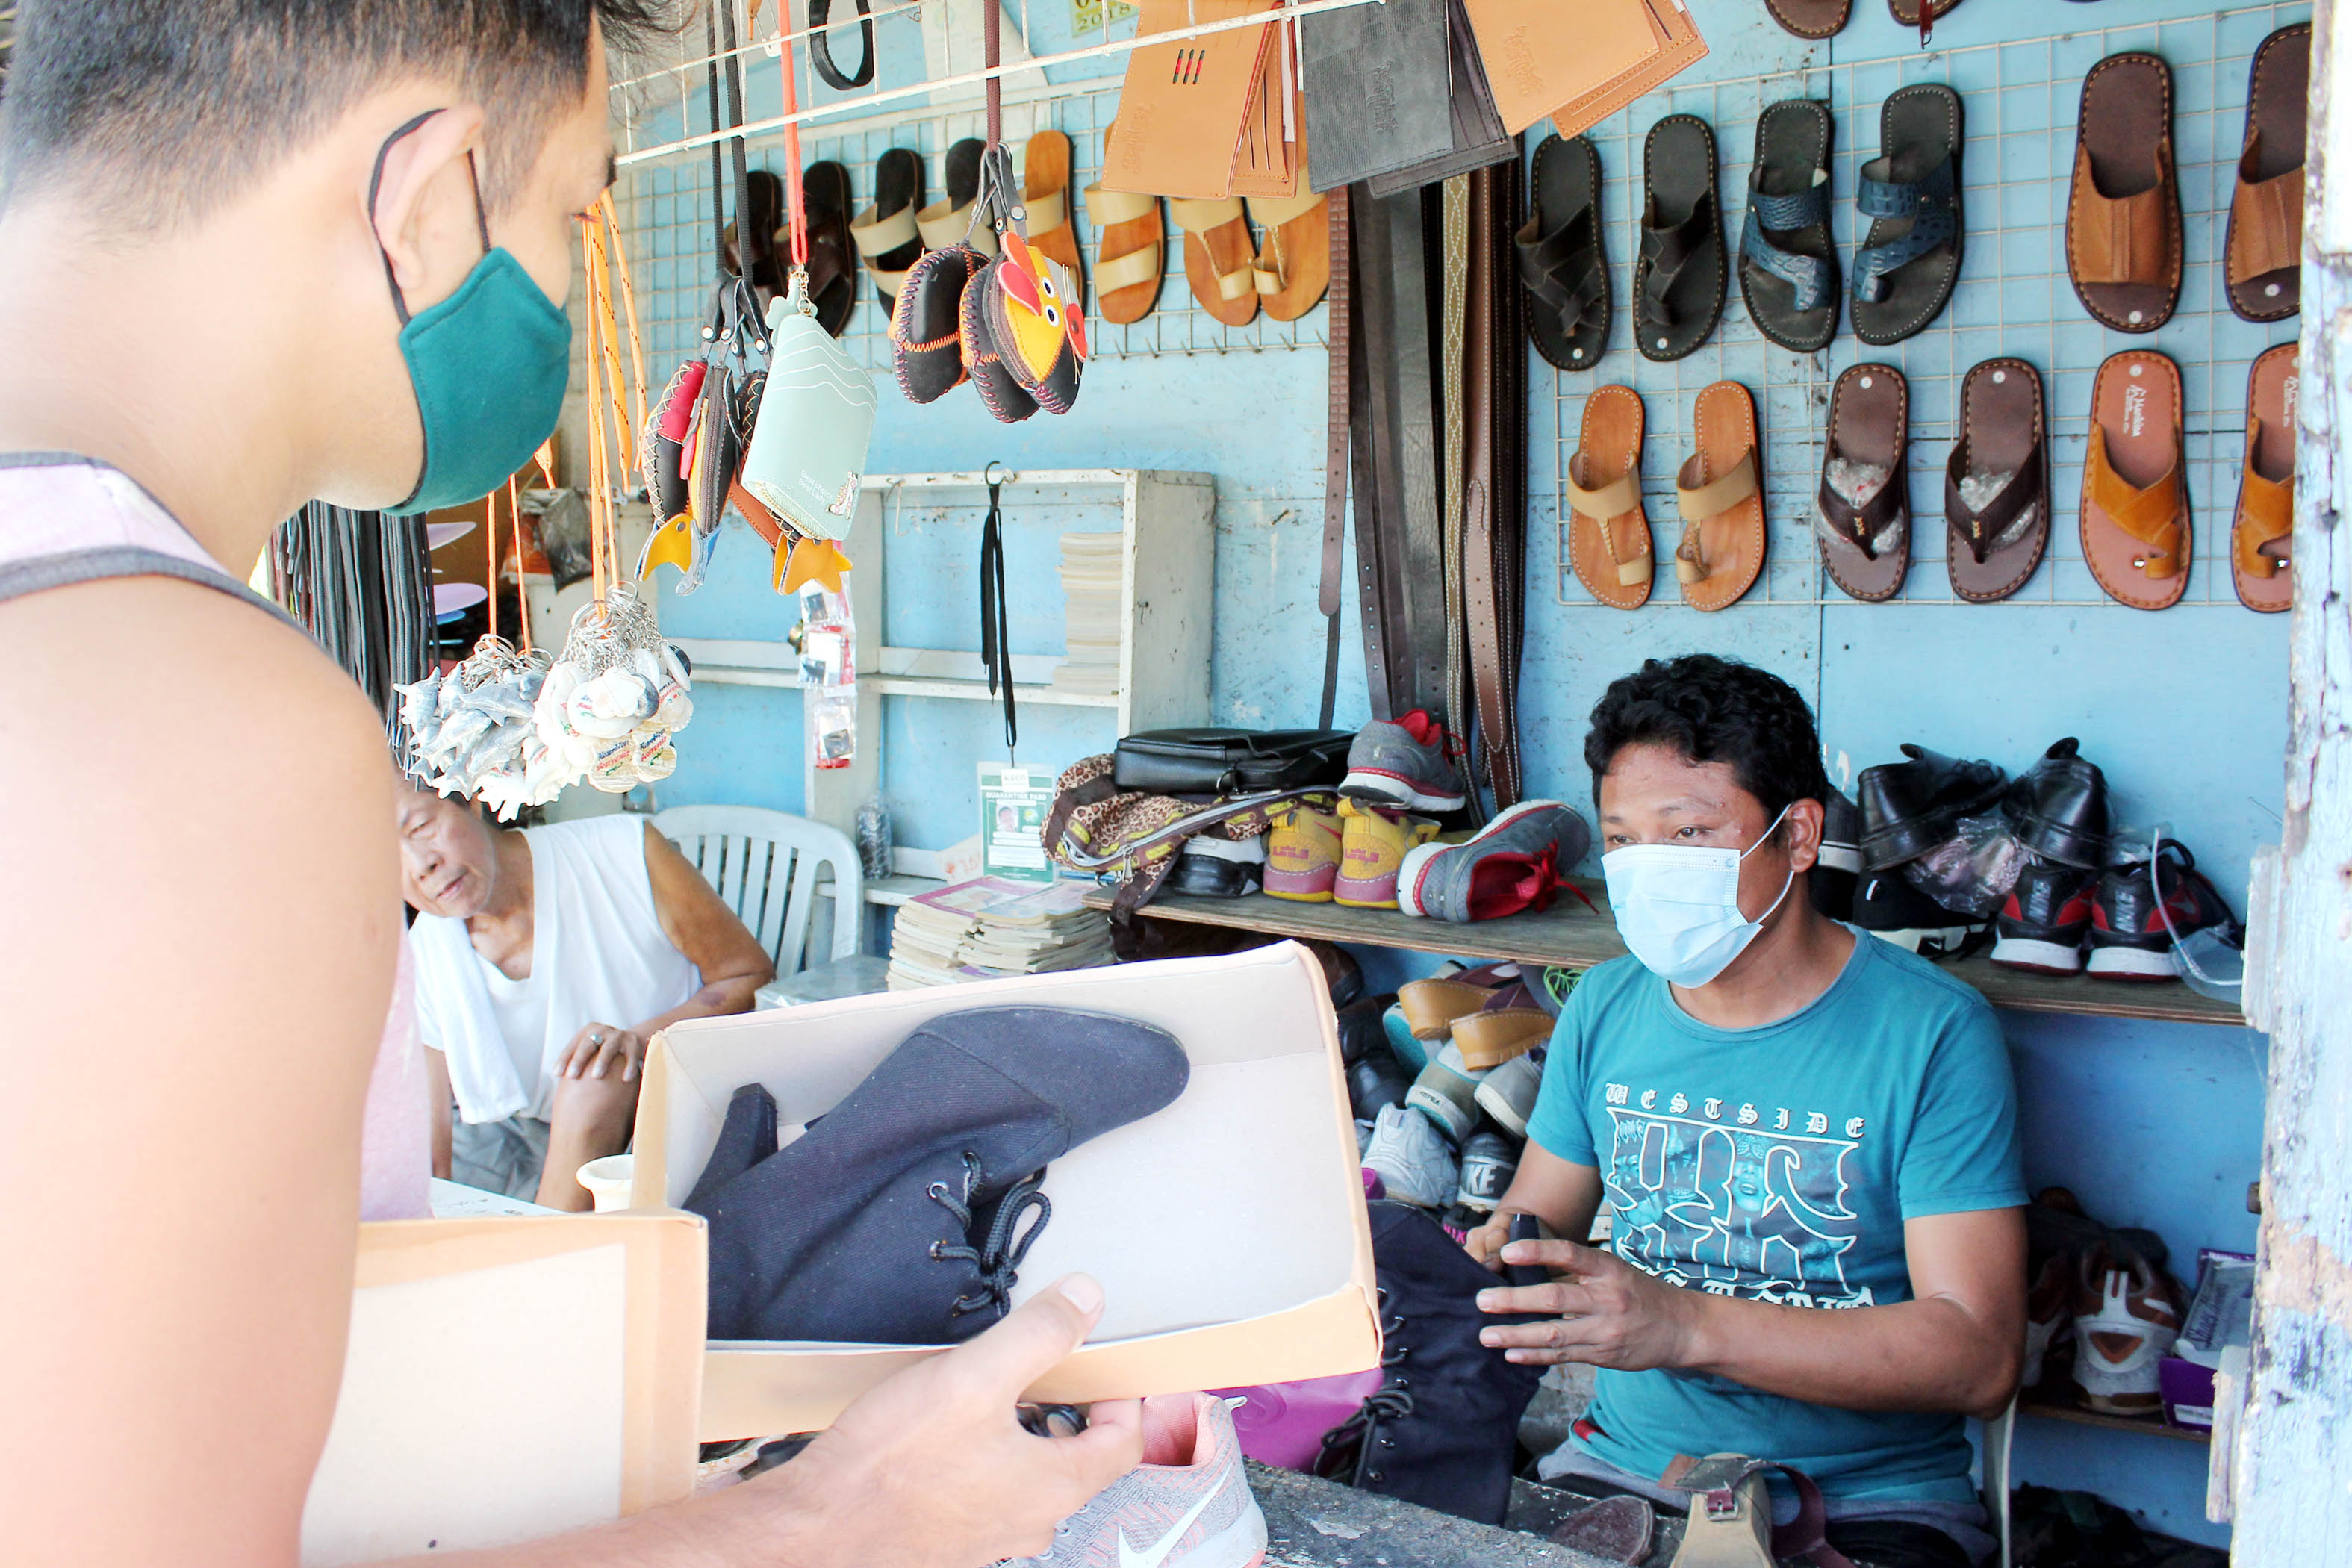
[2071,1248,2182,1414]
[1009,1392,1268,1568]
[1362,1104,1459,1210]
[1404,1042,1487,1144]
[1474,1052,1543,1137]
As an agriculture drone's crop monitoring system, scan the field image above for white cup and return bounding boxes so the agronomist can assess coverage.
[576,1154,636,1213]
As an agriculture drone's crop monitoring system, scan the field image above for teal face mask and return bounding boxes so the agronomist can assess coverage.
[370,111,572,513]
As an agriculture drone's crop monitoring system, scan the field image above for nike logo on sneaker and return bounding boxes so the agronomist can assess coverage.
[1116,1481,1225,1568]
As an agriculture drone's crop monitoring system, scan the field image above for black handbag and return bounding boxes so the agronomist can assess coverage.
[1113,728,1353,795]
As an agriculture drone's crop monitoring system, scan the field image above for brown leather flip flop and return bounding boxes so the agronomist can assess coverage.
[1673,381,1767,612]
[1765,0,1849,38]
[2082,350,2189,611]
[2233,343,2297,613]
[1169,197,1260,326]
[1947,358,2049,603]
[1567,385,1652,609]
[1024,129,1084,287]
[2227,24,2310,323]
[1248,183,1330,323]
[2068,52,2183,334]
[1817,364,1909,602]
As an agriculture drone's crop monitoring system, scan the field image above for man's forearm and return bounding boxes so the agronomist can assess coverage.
[635,974,766,1038]
[1676,1289,2018,1418]
[392,1462,837,1568]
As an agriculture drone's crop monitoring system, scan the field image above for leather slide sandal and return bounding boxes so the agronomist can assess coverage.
[1817,364,1908,602]
[850,147,927,305]
[1946,358,2049,603]
[1170,197,1260,326]
[1852,84,1963,346]
[917,137,996,260]
[1248,181,1330,323]
[2082,349,2188,611]
[803,160,859,337]
[2227,24,2309,323]
[1740,99,1838,354]
[1886,0,1961,49]
[1084,181,1165,324]
[1519,133,1611,372]
[2233,343,2297,612]
[2068,52,2181,335]
[1567,385,1651,609]
[1635,114,1726,363]
[1024,130,1083,287]
[1673,381,1767,612]
[1764,0,1849,39]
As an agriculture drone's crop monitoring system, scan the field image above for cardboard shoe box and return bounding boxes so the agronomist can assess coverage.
[635,942,1384,1441]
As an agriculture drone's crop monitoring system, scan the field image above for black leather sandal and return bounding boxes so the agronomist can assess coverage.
[1634,114,1726,363]
[1851,84,1964,346]
[1739,99,1838,353]
[1517,133,1610,372]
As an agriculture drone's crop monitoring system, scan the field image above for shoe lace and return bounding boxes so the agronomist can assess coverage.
[927,1151,1053,1319]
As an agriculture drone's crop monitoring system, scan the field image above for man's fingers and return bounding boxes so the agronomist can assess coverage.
[1053,1398,1144,1490]
[1499,1238,1604,1273]
[935,1275,1105,1399]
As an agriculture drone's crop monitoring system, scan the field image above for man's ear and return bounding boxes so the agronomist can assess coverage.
[1781,797,1826,874]
[365,105,491,313]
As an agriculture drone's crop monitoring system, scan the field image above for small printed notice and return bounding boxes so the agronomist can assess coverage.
[980,762,1057,883]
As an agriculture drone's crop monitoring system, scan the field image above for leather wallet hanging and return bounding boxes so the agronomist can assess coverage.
[1103,0,1291,200]
[1302,0,1459,192]
[1459,0,1707,139]
[1364,0,1516,198]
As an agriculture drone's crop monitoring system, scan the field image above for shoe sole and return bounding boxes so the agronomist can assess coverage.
[1262,868,1336,900]
[1991,936,2085,975]
[1457,1179,1510,1211]
[1404,1083,1476,1142]
[1396,799,1564,918]
[1474,1080,1533,1137]
[1340,768,1467,813]
[1863,923,1980,954]
[1333,884,1401,909]
[2086,945,2180,980]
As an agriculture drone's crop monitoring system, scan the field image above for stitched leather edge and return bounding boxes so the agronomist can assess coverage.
[1853,84,1963,345]
[1820,364,1911,602]
[1947,358,2048,603]
[2226,25,2309,323]
[1636,116,1725,363]
[1570,385,1650,608]
[2080,352,2188,609]
[1681,382,1764,611]
[2068,54,2183,333]
[1765,0,1852,39]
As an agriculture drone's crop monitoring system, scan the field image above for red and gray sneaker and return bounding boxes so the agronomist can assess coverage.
[1991,860,2098,975]
[1340,709,1467,812]
[2086,843,2235,982]
[1394,799,1594,923]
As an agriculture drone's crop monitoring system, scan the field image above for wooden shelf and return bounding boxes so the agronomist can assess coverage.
[1082,886,2248,1028]
[2017,1396,2209,1443]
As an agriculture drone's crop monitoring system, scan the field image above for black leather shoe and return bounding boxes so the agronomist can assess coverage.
[1348,1051,1413,1121]
[1852,867,1987,958]
[1337,992,1399,1067]
[1811,788,1864,920]
[2004,737,2111,869]
[1855,743,2007,871]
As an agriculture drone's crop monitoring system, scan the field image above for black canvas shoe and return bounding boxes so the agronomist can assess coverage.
[1811,788,1864,920]
[1992,859,2098,974]
[1348,1052,1413,1122]
[1855,744,2007,871]
[2004,738,2112,870]
[1852,868,1986,958]
[2087,845,2236,982]
[688,1006,1189,1344]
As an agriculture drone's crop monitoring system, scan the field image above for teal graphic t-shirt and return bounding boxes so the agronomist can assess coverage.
[1525,933,2026,1502]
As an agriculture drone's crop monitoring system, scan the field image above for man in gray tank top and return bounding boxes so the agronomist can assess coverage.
[0,5,1146,1566]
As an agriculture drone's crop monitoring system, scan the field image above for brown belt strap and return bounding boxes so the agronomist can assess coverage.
[1319,186,1351,731]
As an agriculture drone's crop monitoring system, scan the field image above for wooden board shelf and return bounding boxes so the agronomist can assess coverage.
[1080,886,2249,1029]
[2017,1396,2209,1443]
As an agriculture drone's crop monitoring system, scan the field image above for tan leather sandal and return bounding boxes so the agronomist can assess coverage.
[848,147,926,305]
[1023,130,1083,284]
[1452,1007,1552,1071]
[1169,196,1260,326]
[2226,24,2309,322]
[1083,169,1164,326]
[2081,349,2189,611]
[1567,385,1652,609]
[1246,185,1330,322]
[2233,343,2296,612]
[1673,381,1767,612]
[2067,52,2182,334]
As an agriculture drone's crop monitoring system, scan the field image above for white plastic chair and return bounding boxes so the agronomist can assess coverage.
[653,805,862,978]
[1981,1395,2017,1566]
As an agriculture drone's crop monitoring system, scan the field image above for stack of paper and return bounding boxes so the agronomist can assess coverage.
[887,877,1116,989]
[1054,531,1124,696]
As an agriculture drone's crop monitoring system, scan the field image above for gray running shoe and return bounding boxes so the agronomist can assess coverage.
[1362,1104,1460,1209]
[1457,1130,1519,1211]
[1396,800,1593,922]
[1340,709,1467,812]
[1403,1042,1486,1145]
[1473,1051,1543,1138]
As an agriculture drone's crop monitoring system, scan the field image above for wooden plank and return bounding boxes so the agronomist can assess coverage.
[2233,1,2352,1550]
[2016,1398,2209,1446]
[1084,888,2247,1028]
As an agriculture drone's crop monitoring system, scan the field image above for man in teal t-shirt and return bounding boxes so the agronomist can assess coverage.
[1467,656,2026,1568]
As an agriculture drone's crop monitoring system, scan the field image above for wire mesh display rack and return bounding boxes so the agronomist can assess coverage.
[1545,1,2308,610]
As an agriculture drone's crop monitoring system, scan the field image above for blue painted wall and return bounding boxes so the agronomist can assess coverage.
[625,0,2295,1543]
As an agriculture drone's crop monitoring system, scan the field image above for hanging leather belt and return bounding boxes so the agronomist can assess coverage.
[1319,186,1351,731]
[1462,155,1528,809]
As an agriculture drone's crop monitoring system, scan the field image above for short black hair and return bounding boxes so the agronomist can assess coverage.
[0,0,668,228]
[1584,654,1833,824]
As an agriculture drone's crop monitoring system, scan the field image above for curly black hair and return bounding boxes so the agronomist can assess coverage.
[1584,654,1832,821]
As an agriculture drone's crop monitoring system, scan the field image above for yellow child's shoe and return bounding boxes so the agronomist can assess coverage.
[1334,798,1440,909]
[1263,800,1343,901]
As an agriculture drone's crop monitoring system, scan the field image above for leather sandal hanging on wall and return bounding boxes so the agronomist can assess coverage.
[1817,364,1909,603]
[2233,343,2297,613]
[1566,385,1651,609]
[1945,358,2048,604]
[2081,350,2189,611]
[2067,52,2182,335]
[2226,24,2309,323]
[1673,381,1767,612]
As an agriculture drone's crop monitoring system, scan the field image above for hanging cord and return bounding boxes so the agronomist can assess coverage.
[985,0,1002,148]
[980,464,1017,753]
[778,0,811,272]
[483,483,499,644]
[507,476,530,653]
[598,193,650,488]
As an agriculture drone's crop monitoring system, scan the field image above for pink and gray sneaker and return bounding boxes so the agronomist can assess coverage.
[1011,1392,1268,1568]
[1339,709,1467,812]
[1395,800,1594,923]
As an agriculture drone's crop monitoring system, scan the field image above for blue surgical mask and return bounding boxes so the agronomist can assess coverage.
[1602,806,1796,988]
[370,111,571,513]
